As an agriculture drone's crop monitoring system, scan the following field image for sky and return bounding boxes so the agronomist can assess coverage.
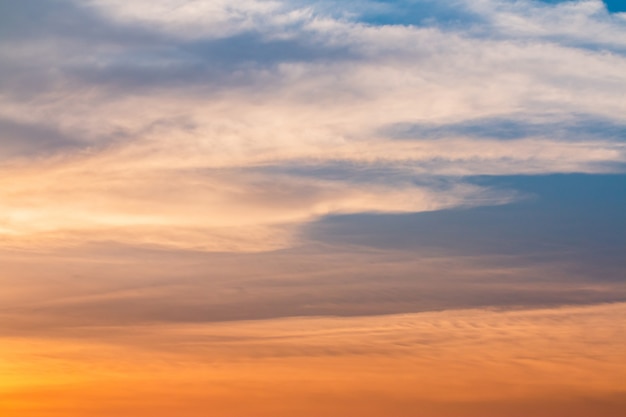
[0,0,625,416]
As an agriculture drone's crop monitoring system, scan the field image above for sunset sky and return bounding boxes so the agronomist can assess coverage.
[1,1,625,416]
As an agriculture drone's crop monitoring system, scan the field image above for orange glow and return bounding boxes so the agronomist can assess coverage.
[2,303,624,417]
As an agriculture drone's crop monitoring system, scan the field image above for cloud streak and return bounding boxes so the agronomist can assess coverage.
[2,303,625,416]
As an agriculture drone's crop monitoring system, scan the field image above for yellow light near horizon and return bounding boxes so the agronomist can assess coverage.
[1,303,624,417]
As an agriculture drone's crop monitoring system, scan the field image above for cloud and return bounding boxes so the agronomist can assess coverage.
[83,0,302,40]
[0,117,83,159]
[1,303,625,416]
[1,234,623,335]
[384,112,626,141]
[1,140,515,252]
[1,0,625,252]
[1,4,625,415]
[2,119,623,252]
[308,174,626,283]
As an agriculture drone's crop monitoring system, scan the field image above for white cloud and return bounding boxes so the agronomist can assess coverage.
[84,0,306,39]
[0,0,625,251]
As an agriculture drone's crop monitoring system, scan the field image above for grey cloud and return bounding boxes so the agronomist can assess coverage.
[183,33,353,65]
[384,113,626,141]
[307,174,626,281]
[66,33,355,93]
[0,1,357,99]
[0,117,82,159]
[0,114,184,161]
[1,238,624,336]
[0,0,161,43]
[0,166,622,334]
[255,162,460,186]
[0,0,164,99]
[6,282,621,333]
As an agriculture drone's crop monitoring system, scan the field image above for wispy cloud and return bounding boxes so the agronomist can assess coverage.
[2,303,625,416]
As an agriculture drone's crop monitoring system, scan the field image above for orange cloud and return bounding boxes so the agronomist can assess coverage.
[1,303,624,417]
